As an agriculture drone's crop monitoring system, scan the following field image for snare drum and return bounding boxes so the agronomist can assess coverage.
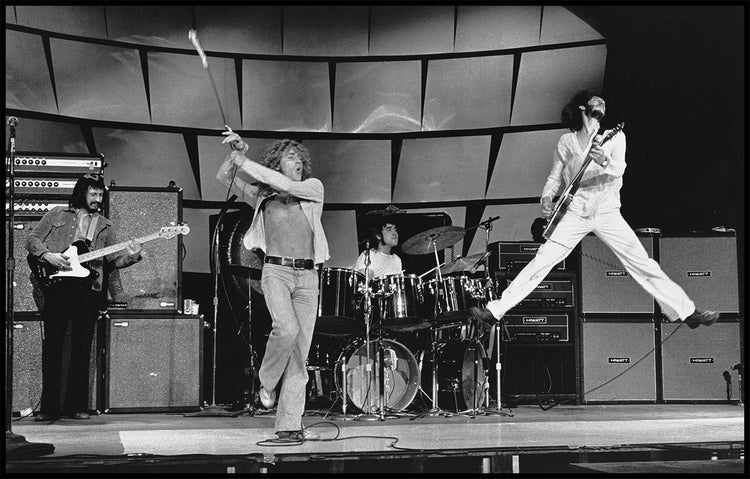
[422,275,481,323]
[372,274,429,331]
[317,268,366,336]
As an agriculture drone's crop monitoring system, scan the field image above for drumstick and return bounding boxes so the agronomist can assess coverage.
[188,29,229,128]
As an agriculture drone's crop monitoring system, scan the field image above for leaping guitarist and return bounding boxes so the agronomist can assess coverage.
[470,91,719,332]
[25,174,142,422]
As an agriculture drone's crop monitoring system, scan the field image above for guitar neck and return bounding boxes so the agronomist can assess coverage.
[78,233,161,263]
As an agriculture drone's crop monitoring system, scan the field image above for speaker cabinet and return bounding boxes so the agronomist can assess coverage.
[660,235,739,314]
[581,320,657,402]
[12,318,43,413]
[11,316,100,414]
[5,221,45,312]
[580,233,656,314]
[103,314,203,412]
[661,319,742,401]
[500,344,577,397]
[105,186,183,313]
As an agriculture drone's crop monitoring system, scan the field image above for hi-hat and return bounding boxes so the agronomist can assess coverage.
[440,252,489,275]
[401,226,465,255]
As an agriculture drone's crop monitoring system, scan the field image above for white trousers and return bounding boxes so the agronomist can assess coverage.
[486,209,695,321]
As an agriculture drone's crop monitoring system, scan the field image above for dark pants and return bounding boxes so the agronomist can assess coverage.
[40,284,102,416]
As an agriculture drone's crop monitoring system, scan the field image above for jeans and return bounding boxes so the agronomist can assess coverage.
[259,263,319,432]
[486,209,695,321]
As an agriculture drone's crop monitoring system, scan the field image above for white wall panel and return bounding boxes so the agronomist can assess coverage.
[541,6,604,45]
[15,5,106,38]
[149,52,240,129]
[456,5,541,52]
[5,31,57,114]
[194,5,282,55]
[423,55,514,130]
[466,203,540,254]
[105,5,193,48]
[487,129,567,199]
[334,61,421,133]
[92,129,198,199]
[4,118,86,154]
[283,6,368,56]
[322,210,359,268]
[51,39,150,123]
[303,139,391,204]
[511,45,607,126]
[242,60,331,132]
[393,136,489,203]
[369,5,454,55]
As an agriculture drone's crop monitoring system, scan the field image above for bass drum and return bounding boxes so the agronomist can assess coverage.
[336,339,420,413]
[421,340,487,412]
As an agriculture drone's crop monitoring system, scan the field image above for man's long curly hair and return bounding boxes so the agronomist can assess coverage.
[256,139,312,196]
[560,90,602,132]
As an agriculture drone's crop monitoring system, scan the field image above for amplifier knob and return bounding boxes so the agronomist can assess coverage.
[54,182,59,187]
[41,160,46,165]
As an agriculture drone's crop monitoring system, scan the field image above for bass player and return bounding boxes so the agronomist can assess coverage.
[25,173,142,421]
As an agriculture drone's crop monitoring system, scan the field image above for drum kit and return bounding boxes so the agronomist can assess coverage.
[311,216,508,420]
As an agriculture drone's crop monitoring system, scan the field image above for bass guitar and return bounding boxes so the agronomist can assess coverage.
[542,123,625,240]
[28,223,190,288]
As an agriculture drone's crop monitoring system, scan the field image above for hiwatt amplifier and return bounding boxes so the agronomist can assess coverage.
[498,274,575,310]
[504,313,569,342]
[489,241,566,272]
[6,199,68,219]
[7,152,105,176]
[6,177,79,197]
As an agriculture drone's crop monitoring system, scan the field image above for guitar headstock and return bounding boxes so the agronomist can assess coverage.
[159,223,190,239]
[605,122,625,140]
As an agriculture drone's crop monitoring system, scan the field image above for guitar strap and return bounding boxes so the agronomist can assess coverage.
[85,214,99,242]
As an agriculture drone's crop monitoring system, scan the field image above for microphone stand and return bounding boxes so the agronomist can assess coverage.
[5,118,55,457]
[475,217,511,417]
[185,195,237,417]
[355,241,382,421]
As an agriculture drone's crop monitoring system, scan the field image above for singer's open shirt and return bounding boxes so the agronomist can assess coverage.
[541,129,627,217]
[216,157,330,265]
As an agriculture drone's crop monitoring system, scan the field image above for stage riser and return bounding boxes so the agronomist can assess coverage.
[103,314,203,412]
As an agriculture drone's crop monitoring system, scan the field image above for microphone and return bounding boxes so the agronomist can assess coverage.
[7,116,19,128]
[469,251,492,274]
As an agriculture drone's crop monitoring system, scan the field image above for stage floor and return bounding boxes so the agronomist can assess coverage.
[7,403,745,473]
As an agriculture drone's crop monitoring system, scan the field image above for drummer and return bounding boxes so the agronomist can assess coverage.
[353,217,402,280]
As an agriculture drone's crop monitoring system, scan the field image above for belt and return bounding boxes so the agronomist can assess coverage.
[264,255,315,270]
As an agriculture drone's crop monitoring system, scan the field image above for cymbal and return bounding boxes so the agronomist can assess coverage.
[222,264,262,281]
[365,205,407,216]
[401,226,465,255]
[440,252,488,275]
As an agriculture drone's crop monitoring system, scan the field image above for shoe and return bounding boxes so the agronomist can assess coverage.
[259,386,276,409]
[276,429,320,441]
[683,309,719,329]
[470,306,499,326]
[34,413,56,422]
[70,412,91,419]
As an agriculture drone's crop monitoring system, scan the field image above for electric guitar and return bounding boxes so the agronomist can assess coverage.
[542,123,625,240]
[28,223,190,288]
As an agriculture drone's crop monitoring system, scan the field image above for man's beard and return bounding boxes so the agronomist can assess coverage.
[86,202,100,213]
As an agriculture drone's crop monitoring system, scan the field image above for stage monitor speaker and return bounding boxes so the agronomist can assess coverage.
[580,233,656,314]
[105,186,183,313]
[103,314,203,412]
[659,235,739,314]
[660,319,742,401]
[5,220,45,312]
[581,320,657,402]
[12,316,100,414]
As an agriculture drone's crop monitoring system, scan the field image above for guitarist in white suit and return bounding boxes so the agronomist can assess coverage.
[25,174,142,421]
[471,91,718,331]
